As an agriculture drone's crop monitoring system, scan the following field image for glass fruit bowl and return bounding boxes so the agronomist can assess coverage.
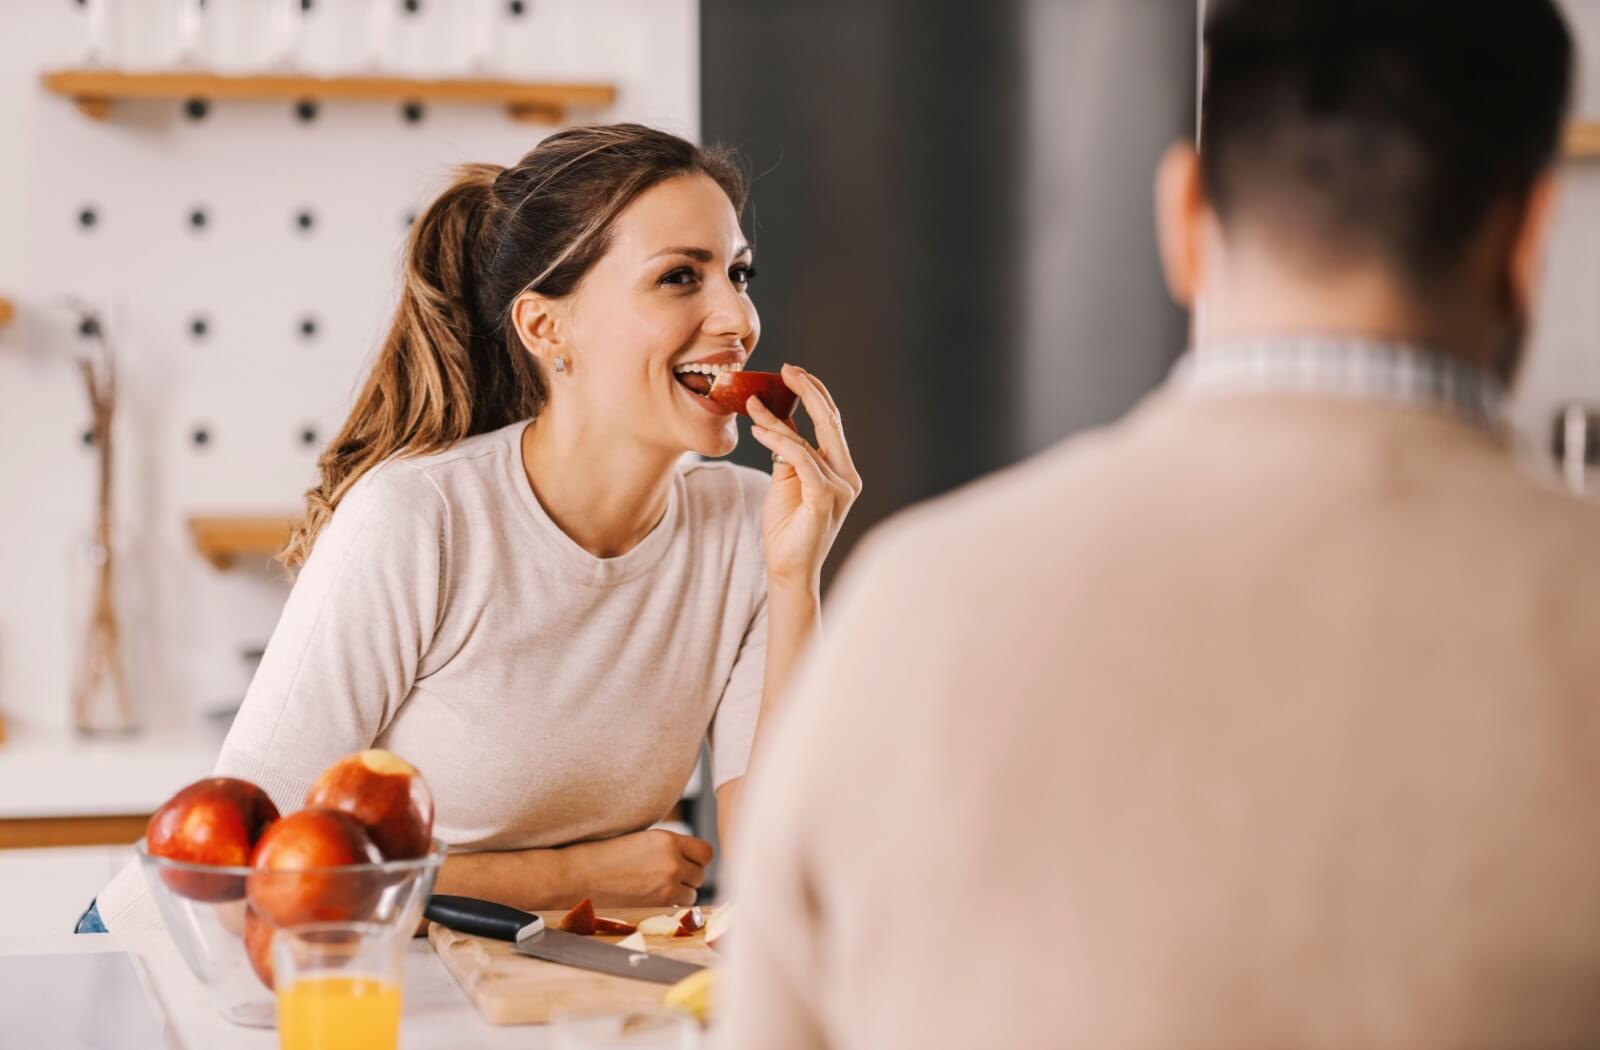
[136,837,445,1027]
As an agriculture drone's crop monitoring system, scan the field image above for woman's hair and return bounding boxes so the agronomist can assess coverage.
[280,124,747,570]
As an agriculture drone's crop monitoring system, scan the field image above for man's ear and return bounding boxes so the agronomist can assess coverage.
[1155,142,1207,310]
[1509,173,1559,323]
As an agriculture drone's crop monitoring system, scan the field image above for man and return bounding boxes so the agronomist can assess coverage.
[717,2,1600,1047]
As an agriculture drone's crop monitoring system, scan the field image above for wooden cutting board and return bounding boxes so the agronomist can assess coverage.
[428,907,719,1025]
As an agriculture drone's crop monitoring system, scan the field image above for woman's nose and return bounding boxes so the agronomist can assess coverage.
[704,275,757,341]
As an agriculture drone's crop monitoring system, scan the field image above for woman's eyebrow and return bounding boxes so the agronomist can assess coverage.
[647,244,753,262]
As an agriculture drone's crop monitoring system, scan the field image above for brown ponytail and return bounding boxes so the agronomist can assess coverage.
[281,124,746,570]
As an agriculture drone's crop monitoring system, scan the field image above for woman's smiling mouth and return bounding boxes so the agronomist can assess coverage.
[672,361,742,398]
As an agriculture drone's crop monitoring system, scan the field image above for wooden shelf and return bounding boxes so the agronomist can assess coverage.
[187,514,298,571]
[40,69,617,124]
[1567,122,1600,161]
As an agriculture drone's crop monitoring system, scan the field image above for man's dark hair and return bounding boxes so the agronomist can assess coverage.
[1200,0,1573,286]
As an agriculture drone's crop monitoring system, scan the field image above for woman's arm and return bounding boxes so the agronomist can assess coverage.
[717,586,820,851]
[718,365,860,854]
[434,828,714,910]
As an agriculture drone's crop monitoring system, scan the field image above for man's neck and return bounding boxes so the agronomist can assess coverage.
[1194,247,1504,373]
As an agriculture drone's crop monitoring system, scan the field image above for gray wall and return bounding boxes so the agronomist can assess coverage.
[1017,0,1195,454]
[701,0,1195,570]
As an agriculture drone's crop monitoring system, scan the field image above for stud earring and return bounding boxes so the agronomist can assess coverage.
[552,356,567,373]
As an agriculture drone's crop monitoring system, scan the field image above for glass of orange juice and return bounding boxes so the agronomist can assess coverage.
[274,921,405,1050]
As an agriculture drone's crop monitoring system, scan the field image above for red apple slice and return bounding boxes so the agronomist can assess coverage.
[557,898,597,935]
[708,371,798,420]
[592,917,638,936]
[616,931,648,953]
[672,906,705,938]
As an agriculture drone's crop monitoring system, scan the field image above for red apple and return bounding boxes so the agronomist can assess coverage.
[246,809,383,927]
[304,750,434,860]
[146,777,280,902]
[592,917,638,936]
[557,898,596,935]
[673,906,705,938]
[708,371,799,420]
[243,907,276,990]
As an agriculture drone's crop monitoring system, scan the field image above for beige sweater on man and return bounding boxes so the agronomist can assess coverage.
[719,390,1600,1049]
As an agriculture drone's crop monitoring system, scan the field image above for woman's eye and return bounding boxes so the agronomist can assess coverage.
[731,265,758,288]
[659,267,699,287]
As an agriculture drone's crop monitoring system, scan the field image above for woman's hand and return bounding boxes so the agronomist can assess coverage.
[561,829,712,908]
[747,363,863,593]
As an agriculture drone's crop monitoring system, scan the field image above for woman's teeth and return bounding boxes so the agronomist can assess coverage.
[673,362,741,398]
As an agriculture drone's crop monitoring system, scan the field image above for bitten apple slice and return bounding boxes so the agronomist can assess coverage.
[708,371,799,420]
[304,750,434,861]
[557,898,597,935]
[593,917,638,936]
[672,906,706,938]
[637,914,682,937]
[705,904,734,953]
[617,931,648,953]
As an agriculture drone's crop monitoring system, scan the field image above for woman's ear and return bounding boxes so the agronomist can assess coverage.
[1509,173,1559,324]
[511,291,565,368]
[1155,142,1206,310]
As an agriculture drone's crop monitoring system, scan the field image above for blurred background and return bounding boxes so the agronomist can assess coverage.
[0,0,1596,928]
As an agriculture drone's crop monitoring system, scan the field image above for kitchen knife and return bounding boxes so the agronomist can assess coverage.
[425,894,705,986]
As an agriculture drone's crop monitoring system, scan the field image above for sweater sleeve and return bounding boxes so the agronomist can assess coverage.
[94,461,449,932]
[707,465,771,790]
[213,460,449,812]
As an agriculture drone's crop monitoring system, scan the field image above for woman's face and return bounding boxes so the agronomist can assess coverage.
[546,173,760,459]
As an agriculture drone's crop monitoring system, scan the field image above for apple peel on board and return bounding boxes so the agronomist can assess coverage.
[557,898,598,935]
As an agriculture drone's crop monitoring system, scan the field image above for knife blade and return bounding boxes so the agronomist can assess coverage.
[426,894,705,986]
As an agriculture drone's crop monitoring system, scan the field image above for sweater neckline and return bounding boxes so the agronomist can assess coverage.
[503,420,682,586]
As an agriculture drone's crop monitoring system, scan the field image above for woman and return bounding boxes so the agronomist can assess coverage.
[85,123,859,931]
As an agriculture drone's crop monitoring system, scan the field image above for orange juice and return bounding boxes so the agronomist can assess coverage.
[277,975,402,1050]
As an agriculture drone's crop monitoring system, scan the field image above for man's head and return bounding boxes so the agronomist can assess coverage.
[1157,0,1574,376]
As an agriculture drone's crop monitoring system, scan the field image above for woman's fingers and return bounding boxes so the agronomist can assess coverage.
[746,395,843,483]
[676,835,714,867]
[750,423,837,503]
[780,365,862,496]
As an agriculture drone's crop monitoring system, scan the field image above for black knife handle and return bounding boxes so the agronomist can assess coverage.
[425,894,537,941]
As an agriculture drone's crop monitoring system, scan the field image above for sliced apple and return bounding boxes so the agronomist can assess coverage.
[708,371,799,420]
[637,914,682,937]
[705,903,734,953]
[557,897,597,935]
[592,916,638,936]
[673,906,706,938]
[616,931,648,953]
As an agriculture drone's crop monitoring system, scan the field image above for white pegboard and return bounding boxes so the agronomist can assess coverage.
[0,0,699,730]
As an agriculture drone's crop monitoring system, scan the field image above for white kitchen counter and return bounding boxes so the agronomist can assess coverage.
[0,723,220,819]
[0,929,599,1049]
